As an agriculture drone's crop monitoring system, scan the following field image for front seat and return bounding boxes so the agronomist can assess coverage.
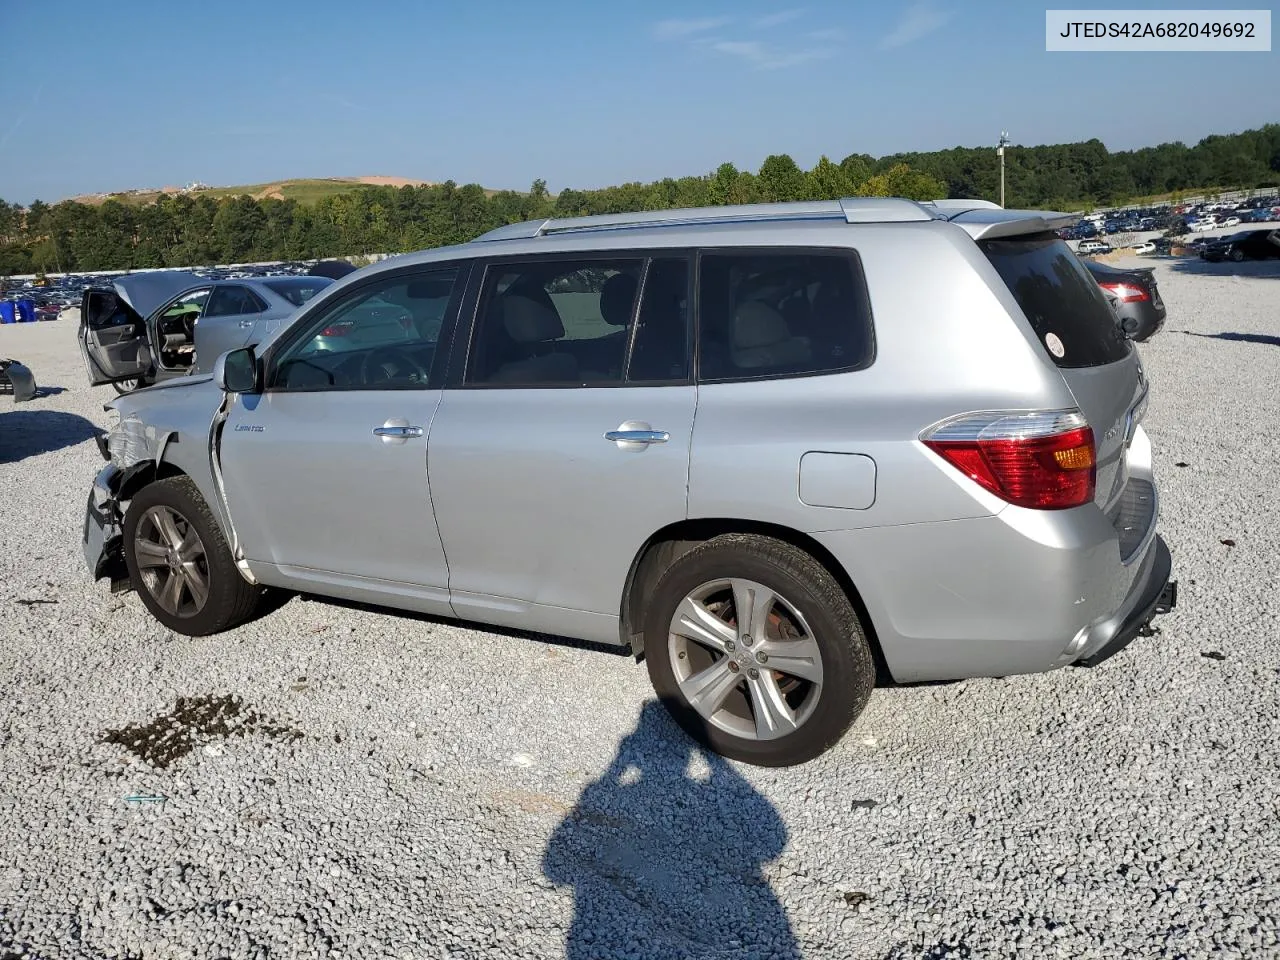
[489,296,578,384]
[730,300,812,370]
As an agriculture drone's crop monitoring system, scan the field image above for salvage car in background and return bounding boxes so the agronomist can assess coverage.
[1199,228,1280,263]
[1083,259,1167,341]
[79,273,334,393]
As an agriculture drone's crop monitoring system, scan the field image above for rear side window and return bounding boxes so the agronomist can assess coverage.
[980,233,1131,368]
[264,277,333,306]
[697,251,873,382]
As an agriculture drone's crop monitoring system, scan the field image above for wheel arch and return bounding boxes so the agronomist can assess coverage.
[619,518,889,680]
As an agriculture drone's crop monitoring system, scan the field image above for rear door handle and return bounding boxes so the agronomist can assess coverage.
[605,421,669,448]
[373,422,424,443]
[605,430,669,443]
[238,319,254,329]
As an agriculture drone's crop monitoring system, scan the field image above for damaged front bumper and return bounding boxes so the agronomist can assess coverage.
[0,358,37,402]
[83,461,129,588]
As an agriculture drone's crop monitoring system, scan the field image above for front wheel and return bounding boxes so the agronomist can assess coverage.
[1230,248,1245,262]
[111,375,150,395]
[123,476,265,636]
[644,534,875,766]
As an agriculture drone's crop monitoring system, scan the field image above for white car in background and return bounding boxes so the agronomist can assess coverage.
[1130,241,1156,254]
[1222,216,1241,228]
[1187,218,1217,233]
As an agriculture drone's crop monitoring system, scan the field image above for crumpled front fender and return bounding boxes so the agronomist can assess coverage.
[84,463,129,586]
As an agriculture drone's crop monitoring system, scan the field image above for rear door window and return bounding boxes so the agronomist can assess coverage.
[980,233,1131,368]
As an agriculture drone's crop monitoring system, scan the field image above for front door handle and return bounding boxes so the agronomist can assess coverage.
[605,420,669,450]
[238,319,255,329]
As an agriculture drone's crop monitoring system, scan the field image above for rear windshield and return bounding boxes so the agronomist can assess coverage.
[263,277,333,307]
[980,232,1131,368]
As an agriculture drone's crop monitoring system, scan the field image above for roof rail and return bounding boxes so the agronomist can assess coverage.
[470,197,938,242]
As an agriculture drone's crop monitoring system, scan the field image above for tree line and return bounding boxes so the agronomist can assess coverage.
[2,125,1276,275]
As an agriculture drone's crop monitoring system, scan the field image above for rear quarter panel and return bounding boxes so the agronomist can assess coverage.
[687,221,1077,533]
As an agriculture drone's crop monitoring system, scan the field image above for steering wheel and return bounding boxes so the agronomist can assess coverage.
[359,345,429,386]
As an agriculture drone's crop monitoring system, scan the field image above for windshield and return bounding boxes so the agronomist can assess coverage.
[264,277,334,307]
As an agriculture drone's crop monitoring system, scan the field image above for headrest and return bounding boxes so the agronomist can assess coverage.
[732,300,791,350]
[502,295,564,343]
[599,272,638,326]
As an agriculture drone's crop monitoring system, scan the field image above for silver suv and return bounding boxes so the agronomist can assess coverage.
[82,198,1177,766]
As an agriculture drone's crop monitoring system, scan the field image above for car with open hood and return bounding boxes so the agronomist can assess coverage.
[79,272,335,393]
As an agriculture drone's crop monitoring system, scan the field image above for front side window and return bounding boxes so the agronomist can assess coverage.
[466,259,645,386]
[697,252,874,381]
[269,267,460,391]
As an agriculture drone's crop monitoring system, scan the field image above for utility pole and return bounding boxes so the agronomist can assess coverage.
[997,130,1011,208]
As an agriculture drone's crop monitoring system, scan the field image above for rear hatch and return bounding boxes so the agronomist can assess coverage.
[977,232,1145,513]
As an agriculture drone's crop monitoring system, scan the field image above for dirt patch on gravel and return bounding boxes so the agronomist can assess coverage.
[102,694,302,769]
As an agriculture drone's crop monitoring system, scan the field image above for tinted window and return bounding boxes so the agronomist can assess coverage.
[264,277,333,307]
[981,233,1131,368]
[697,252,873,381]
[629,258,690,382]
[204,286,261,318]
[270,268,460,391]
[466,258,644,385]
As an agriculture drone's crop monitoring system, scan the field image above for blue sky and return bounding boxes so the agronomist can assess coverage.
[1,0,1275,204]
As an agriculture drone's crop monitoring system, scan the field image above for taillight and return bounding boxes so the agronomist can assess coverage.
[922,409,1097,510]
[1097,281,1150,303]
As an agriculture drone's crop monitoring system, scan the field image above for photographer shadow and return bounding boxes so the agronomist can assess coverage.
[543,700,799,960]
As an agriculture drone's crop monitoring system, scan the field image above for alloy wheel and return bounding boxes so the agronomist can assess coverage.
[133,505,211,618]
[668,578,824,741]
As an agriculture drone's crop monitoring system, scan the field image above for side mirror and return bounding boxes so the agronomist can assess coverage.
[213,347,260,394]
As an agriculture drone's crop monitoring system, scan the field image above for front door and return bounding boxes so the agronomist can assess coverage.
[79,289,150,385]
[217,264,467,611]
[428,254,695,640]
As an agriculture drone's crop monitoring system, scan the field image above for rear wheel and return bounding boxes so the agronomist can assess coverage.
[123,476,264,636]
[644,534,875,766]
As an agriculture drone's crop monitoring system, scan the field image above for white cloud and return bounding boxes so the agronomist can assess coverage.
[753,9,805,29]
[879,3,949,49]
[653,17,733,40]
[710,39,831,69]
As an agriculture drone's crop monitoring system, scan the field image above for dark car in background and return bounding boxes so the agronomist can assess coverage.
[1083,259,1166,342]
[1200,228,1280,262]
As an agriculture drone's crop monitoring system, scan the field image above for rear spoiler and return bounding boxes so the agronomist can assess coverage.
[925,203,1082,240]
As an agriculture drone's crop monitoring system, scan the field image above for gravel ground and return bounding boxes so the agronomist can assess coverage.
[2,257,1279,960]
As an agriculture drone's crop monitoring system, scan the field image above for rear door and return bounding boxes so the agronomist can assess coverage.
[980,232,1144,511]
[78,288,149,385]
[427,253,695,639]
[196,285,267,368]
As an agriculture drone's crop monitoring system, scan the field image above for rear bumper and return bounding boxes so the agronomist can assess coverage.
[1070,535,1176,666]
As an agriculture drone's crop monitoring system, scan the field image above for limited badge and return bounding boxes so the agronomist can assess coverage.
[1045,332,1065,358]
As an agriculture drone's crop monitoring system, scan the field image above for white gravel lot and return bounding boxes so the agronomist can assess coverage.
[2,256,1279,960]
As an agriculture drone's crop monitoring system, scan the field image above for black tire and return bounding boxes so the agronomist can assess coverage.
[111,375,150,395]
[644,534,875,766]
[123,476,264,636]
[1230,248,1245,262]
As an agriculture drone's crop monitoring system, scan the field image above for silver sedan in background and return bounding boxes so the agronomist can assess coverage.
[79,273,335,393]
